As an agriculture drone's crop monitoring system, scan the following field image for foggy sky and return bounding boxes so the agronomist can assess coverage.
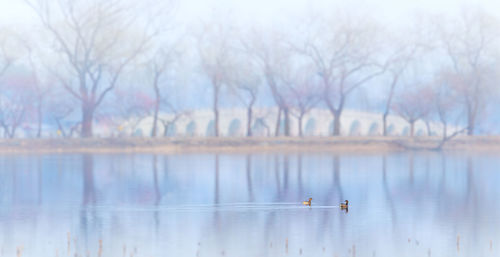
[1,0,500,134]
[1,0,500,26]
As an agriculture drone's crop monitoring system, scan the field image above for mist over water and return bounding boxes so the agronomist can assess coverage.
[0,0,499,256]
[0,153,498,257]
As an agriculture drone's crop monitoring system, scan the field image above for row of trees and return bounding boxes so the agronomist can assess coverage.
[0,0,498,138]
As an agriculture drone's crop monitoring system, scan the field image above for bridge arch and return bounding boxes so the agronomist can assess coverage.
[328,120,335,136]
[121,108,448,138]
[386,124,395,136]
[253,118,269,136]
[186,121,197,136]
[367,122,379,136]
[401,126,409,136]
[206,120,215,137]
[278,119,286,136]
[165,123,176,137]
[228,119,242,136]
[304,118,316,136]
[349,120,361,136]
[133,128,144,137]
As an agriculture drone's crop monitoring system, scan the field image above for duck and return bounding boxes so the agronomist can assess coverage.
[302,198,312,206]
[340,200,349,209]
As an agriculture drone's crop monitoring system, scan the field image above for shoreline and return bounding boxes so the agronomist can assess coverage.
[0,136,498,154]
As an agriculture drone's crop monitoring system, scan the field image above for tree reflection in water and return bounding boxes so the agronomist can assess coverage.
[82,154,96,206]
[246,155,254,202]
[152,154,161,239]
[0,152,498,257]
[80,154,96,253]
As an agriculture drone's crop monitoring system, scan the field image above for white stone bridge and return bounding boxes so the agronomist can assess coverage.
[113,108,453,137]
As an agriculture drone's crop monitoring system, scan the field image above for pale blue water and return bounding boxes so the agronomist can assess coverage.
[0,152,499,257]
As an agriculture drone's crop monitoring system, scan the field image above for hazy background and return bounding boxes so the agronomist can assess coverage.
[0,0,499,137]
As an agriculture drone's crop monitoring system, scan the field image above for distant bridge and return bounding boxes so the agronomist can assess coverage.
[109,108,452,137]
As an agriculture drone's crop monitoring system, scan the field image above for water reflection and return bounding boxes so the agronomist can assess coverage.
[246,155,254,202]
[0,152,499,256]
[82,154,96,205]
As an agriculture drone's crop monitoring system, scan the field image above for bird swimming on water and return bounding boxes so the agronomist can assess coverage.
[302,198,312,206]
[340,200,349,209]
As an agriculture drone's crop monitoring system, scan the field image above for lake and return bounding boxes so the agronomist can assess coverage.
[0,152,499,257]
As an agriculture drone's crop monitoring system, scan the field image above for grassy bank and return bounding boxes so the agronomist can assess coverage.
[0,136,498,153]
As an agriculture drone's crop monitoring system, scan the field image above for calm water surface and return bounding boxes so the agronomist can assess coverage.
[0,152,499,257]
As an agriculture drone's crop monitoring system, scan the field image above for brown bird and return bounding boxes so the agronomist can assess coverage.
[340,200,349,209]
[302,198,312,206]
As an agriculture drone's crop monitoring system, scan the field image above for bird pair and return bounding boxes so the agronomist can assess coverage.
[302,198,349,209]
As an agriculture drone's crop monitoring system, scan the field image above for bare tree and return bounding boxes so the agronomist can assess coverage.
[41,86,80,137]
[427,70,470,150]
[0,29,22,137]
[432,70,461,138]
[24,44,52,138]
[245,28,293,136]
[296,14,385,136]
[112,88,156,136]
[226,47,261,137]
[145,47,179,137]
[0,29,15,78]
[235,73,260,137]
[393,85,433,137]
[382,35,421,136]
[26,0,159,137]
[286,66,321,137]
[137,3,180,138]
[158,102,190,137]
[196,20,235,137]
[50,102,79,137]
[0,103,27,138]
[0,75,36,138]
[437,8,500,135]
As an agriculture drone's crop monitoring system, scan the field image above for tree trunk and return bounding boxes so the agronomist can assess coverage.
[442,123,447,139]
[283,107,290,136]
[467,114,474,136]
[81,103,94,138]
[383,74,398,137]
[213,83,220,137]
[10,126,16,138]
[2,125,12,138]
[37,97,43,138]
[246,106,253,137]
[246,94,256,137]
[214,107,219,137]
[382,112,388,136]
[163,122,169,137]
[298,113,304,137]
[328,99,344,136]
[425,121,432,136]
[151,83,160,137]
[55,120,63,137]
[333,111,341,136]
[274,107,282,137]
[410,121,415,137]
